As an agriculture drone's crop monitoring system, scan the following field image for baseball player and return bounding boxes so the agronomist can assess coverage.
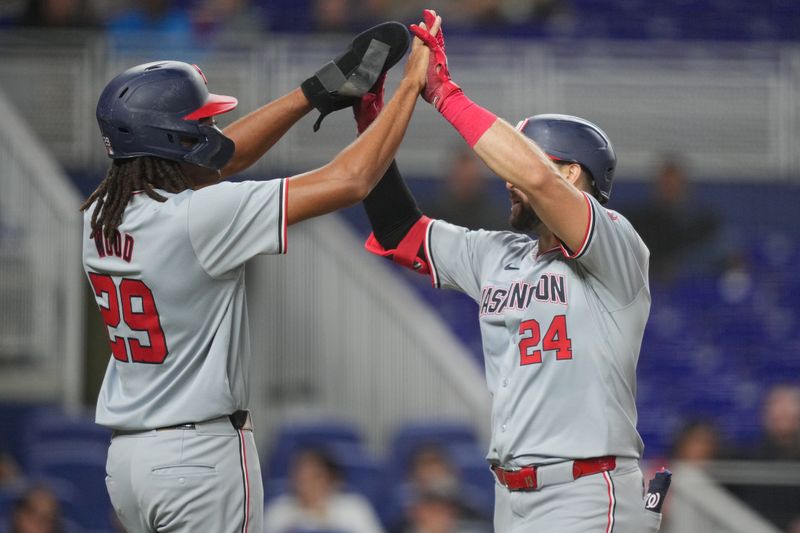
[81,16,440,533]
[354,10,663,533]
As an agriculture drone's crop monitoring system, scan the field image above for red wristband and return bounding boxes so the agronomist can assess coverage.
[439,90,497,148]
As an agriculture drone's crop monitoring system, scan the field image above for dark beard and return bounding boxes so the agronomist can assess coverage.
[509,201,540,232]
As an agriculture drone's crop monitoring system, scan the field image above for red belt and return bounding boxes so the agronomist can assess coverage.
[492,456,616,491]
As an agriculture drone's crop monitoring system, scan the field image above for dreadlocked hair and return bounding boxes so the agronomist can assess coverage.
[80,156,193,241]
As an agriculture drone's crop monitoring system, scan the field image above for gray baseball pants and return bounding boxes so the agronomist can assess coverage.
[105,415,263,532]
[494,458,662,532]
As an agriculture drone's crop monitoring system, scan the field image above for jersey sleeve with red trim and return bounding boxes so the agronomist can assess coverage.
[188,179,288,279]
[426,220,511,301]
[558,192,649,307]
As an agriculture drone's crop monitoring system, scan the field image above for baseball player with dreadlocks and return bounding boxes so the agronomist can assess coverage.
[81,16,440,533]
[351,10,667,533]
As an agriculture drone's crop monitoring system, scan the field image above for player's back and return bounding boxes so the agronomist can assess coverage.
[83,179,287,430]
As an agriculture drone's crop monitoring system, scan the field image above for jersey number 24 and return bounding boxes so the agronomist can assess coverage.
[89,273,168,364]
[518,315,572,365]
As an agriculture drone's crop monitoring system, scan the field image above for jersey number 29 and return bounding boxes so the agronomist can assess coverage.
[89,273,168,364]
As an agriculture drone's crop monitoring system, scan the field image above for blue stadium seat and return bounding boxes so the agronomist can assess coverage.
[265,419,364,479]
[0,403,54,469]
[0,485,23,533]
[288,440,384,500]
[263,477,290,503]
[447,442,494,517]
[773,0,800,15]
[390,420,480,476]
[21,408,110,471]
[263,441,383,512]
[377,440,492,529]
[28,444,113,532]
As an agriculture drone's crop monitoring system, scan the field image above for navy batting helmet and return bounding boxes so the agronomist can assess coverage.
[96,61,237,170]
[517,114,616,203]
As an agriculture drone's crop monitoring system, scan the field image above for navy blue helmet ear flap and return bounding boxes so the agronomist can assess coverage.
[96,61,238,171]
[184,123,235,170]
[516,114,616,204]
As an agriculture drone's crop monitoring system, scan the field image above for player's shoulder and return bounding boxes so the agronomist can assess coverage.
[473,228,535,258]
[590,199,649,255]
[188,180,247,209]
[586,194,639,234]
[189,179,282,204]
[599,205,633,229]
[433,220,534,257]
[433,220,535,266]
[433,220,530,246]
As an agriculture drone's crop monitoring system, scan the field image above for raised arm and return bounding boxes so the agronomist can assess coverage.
[221,20,413,179]
[285,14,441,226]
[472,120,587,249]
[410,10,589,252]
[221,89,312,178]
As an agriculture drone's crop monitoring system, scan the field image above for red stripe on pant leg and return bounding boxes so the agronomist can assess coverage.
[603,471,615,533]
[238,430,250,533]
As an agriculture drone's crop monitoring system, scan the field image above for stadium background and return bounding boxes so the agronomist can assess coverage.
[0,0,799,531]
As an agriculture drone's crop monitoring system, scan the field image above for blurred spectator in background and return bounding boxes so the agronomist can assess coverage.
[374,0,568,34]
[314,0,349,31]
[107,0,193,52]
[405,445,459,495]
[263,448,384,533]
[0,451,22,488]
[733,385,800,531]
[389,446,488,533]
[193,0,263,48]
[748,384,800,461]
[260,0,386,33]
[405,487,460,533]
[18,0,97,28]
[9,486,63,533]
[495,0,568,27]
[626,155,720,281]
[424,148,507,231]
[670,419,722,465]
[386,445,460,531]
[403,484,486,533]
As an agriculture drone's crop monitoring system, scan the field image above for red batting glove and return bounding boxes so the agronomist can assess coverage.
[409,9,462,111]
[353,73,386,135]
[408,10,497,147]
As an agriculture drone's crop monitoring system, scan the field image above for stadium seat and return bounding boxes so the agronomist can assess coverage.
[265,419,364,479]
[28,444,113,531]
[20,407,110,471]
[0,485,23,533]
[263,440,383,513]
[447,442,494,517]
[390,420,480,475]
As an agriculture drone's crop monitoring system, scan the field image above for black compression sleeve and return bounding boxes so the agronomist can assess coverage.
[363,160,423,249]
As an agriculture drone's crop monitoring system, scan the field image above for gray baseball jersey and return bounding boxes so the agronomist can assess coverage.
[83,179,288,430]
[424,192,649,465]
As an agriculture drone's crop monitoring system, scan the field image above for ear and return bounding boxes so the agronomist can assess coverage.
[566,163,583,185]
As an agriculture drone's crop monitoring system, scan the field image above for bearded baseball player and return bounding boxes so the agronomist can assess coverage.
[354,10,665,533]
[81,16,440,533]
